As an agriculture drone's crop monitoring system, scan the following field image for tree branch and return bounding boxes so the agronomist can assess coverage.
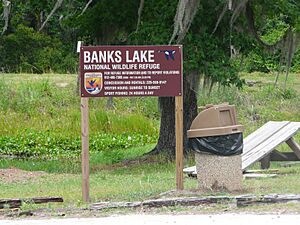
[228,0,233,10]
[244,2,300,89]
[80,0,93,16]
[230,0,249,26]
[135,0,144,32]
[39,0,63,31]
[169,0,200,44]
[284,28,295,90]
[212,1,228,34]
[1,0,11,35]
[245,2,287,52]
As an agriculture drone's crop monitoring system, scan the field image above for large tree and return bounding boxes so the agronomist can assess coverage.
[132,0,245,156]
[138,0,299,156]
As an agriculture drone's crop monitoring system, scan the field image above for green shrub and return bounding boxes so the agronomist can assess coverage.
[291,48,300,73]
[277,88,297,100]
[0,130,157,159]
[0,25,77,73]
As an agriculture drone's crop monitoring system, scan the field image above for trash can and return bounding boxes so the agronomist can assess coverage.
[187,103,244,191]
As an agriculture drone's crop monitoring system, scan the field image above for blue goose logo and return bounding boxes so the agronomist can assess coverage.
[88,79,96,87]
[158,50,176,60]
[84,72,103,95]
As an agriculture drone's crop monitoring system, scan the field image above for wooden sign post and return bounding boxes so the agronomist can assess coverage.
[78,41,90,202]
[79,45,183,202]
[175,95,183,190]
[80,97,89,202]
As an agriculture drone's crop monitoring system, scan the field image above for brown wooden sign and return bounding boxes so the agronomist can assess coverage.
[78,43,184,202]
[80,45,182,97]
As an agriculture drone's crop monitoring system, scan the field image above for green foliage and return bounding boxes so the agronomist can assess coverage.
[73,0,139,44]
[0,76,75,115]
[291,49,300,72]
[1,0,298,76]
[0,144,155,174]
[239,3,300,73]
[128,0,176,45]
[0,74,158,159]
[128,0,245,88]
[260,16,289,45]
[239,16,283,73]
[243,50,279,73]
[0,25,77,73]
[1,71,298,160]
[276,87,297,100]
[0,75,158,138]
[242,47,300,74]
[0,130,156,159]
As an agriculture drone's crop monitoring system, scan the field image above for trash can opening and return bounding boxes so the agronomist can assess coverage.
[189,133,243,156]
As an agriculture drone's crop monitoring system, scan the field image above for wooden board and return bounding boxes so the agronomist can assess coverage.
[91,194,300,210]
[183,166,196,174]
[243,121,289,154]
[0,197,63,209]
[175,96,184,190]
[243,174,278,179]
[244,169,279,174]
[183,121,300,175]
[286,137,300,159]
[81,97,89,202]
[242,122,300,170]
[270,152,300,161]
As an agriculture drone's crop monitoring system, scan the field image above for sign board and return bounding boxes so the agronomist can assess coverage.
[78,44,184,202]
[80,45,182,97]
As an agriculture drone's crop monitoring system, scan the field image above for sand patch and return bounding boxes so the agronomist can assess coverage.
[0,168,46,183]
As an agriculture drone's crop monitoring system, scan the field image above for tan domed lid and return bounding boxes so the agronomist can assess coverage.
[187,103,244,138]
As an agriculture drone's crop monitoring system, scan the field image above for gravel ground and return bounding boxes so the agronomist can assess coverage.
[2,214,300,225]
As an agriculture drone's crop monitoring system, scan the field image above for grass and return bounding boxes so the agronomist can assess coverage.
[0,131,156,159]
[0,144,156,174]
[0,73,158,159]
[0,150,197,204]
[243,164,300,194]
[1,155,300,206]
[0,72,300,214]
[198,72,300,150]
[0,73,159,137]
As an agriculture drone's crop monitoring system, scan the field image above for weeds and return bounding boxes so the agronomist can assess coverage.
[0,73,299,210]
[0,131,156,159]
[1,73,299,158]
[0,74,158,159]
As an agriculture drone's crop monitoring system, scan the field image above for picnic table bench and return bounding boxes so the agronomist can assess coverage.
[184,121,300,175]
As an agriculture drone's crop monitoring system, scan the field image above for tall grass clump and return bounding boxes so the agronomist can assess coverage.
[0,74,159,159]
[0,75,158,136]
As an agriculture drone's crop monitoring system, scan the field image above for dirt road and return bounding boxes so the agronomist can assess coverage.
[2,214,300,225]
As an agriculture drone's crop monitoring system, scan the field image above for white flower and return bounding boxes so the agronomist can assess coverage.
[128,136,132,140]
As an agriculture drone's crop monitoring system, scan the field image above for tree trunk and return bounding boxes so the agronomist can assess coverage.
[148,71,199,157]
[151,96,176,156]
[106,96,115,110]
